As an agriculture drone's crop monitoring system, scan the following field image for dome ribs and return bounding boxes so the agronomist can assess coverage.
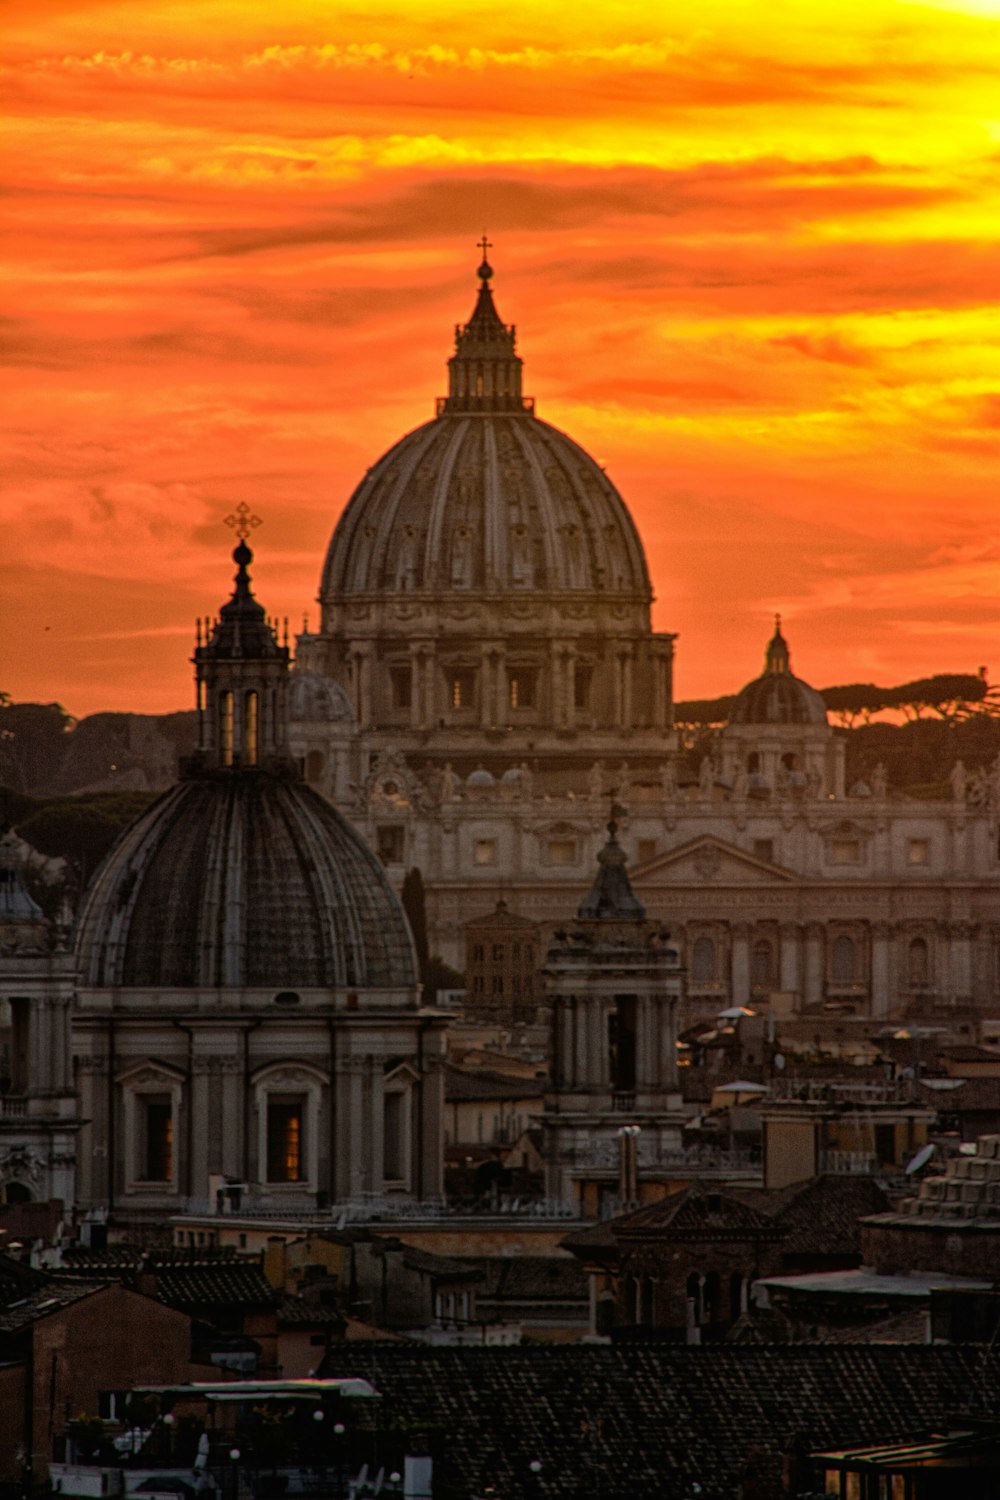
[75,774,417,993]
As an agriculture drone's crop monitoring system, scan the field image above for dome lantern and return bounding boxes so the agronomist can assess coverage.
[193,517,291,771]
[439,241,530,416]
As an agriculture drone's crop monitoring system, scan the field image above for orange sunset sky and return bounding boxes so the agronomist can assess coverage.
[4,0,1000,718]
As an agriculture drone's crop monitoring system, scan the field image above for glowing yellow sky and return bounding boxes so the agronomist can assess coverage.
[4,0,1000,715]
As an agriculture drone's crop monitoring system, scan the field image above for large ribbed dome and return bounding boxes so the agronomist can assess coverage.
[75,771,417,989]
[321,255,650,602]
[728,620,828,728]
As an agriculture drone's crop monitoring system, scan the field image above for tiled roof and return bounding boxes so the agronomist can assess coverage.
[0,1280,104,1334]
[276,1295,346,1328]
[155,1264,279,1311]
[820,1309,930,1344]
[58,1246,239,1277]
[0,1251,49,1307]
[921,1077,1000,1110]
[444,1066,545,1102]
[733,1175,890,1260]
[474,1257,588,1303]
[320,1345,994,1498]
[615,1185,782,1240]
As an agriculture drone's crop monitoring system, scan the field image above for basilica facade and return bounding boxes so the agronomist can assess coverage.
[291,252,1000,1026]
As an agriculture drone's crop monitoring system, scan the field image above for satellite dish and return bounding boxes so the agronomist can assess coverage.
[774,1053,786,1070]
[905,1142,936,1175]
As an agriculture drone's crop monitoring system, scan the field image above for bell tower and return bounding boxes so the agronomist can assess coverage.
[542,819,686,1212]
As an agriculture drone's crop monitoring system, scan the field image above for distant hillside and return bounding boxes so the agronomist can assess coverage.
[0,700,197,797]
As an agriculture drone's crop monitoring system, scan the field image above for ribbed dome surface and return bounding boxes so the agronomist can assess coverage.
[321,412,651,600]
[76,771,416,989]
[729,672,828,727]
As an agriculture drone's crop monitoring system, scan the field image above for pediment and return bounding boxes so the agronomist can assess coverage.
[635,835,797,886]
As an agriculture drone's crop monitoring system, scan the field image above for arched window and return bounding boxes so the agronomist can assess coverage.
[219,691,234,767]
[747,752,760,773]
[691,936,716,983]
[831,935,856,984]
[909,937,929,987]
[781,751,800,771]
[244,691,259,765]
[752,940,775,987]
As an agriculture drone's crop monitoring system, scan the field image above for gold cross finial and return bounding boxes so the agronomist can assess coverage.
[478,233,492,260]
[224,503,262,540]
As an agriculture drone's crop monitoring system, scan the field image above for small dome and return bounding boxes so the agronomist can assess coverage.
[500,767,523,785]
[76,771,416,989]
[288,670,355,724]
[728,619,827,728]
[466,767,496,789]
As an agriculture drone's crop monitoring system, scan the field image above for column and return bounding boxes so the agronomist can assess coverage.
[622,647,635,730]
[804,923,824,1008]
[479,648,492,729]
[409,646,422,731]
[423,645,437,727]
[779,923,801,998]
[495,649,508,728]
[949,920,973,1000]
[731,923,750,1005]
[871,922,892,1019]
[586,998,606,1091]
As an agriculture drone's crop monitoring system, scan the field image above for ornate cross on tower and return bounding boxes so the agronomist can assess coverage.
[478,233,493,261]
[225,502,262,540]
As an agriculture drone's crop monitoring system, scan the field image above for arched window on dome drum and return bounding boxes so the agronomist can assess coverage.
[752,939,776,988]
[475,369,484,398]
[267,1097,303,1183]
[244,691,259,766]
[220,691,234,767]
[831,934,856,985]
[691,936,716,983]
[909,937,929,987]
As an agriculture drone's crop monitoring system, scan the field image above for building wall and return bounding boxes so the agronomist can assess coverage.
[29,1287,191,1483]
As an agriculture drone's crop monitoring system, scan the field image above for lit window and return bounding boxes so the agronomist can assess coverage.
[547,839,576,865]
[907,839,929,866]
[267,1099,303,1183]
[244,691,258,766]
[220,691,234,767]
[829,839,861,865]
[451,670,475,709]
[509,673,535,709]
[474,839,497,866]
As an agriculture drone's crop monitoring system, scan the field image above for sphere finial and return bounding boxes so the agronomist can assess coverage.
[477,232,494,281]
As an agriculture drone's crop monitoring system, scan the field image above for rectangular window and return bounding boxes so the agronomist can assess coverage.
[451,670,475,709]
[512,976,521,996]
[547,839,576,866]
[390,667,412,710]
[753,839,774,863]
[829,839,860,865]
[509,672,535,709]
[384,1092,404,1182]
[473,975,484,994]
[143,1097,173,1182]
[907,839,929,866]
[377,825,405,865]
[637,839,657,864]
[474,839,497,866]
[267,1099,303,1183]
[492,975,504,995]
[574,666,592,710]
[473,943,485,962]
[492,944,504,961]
